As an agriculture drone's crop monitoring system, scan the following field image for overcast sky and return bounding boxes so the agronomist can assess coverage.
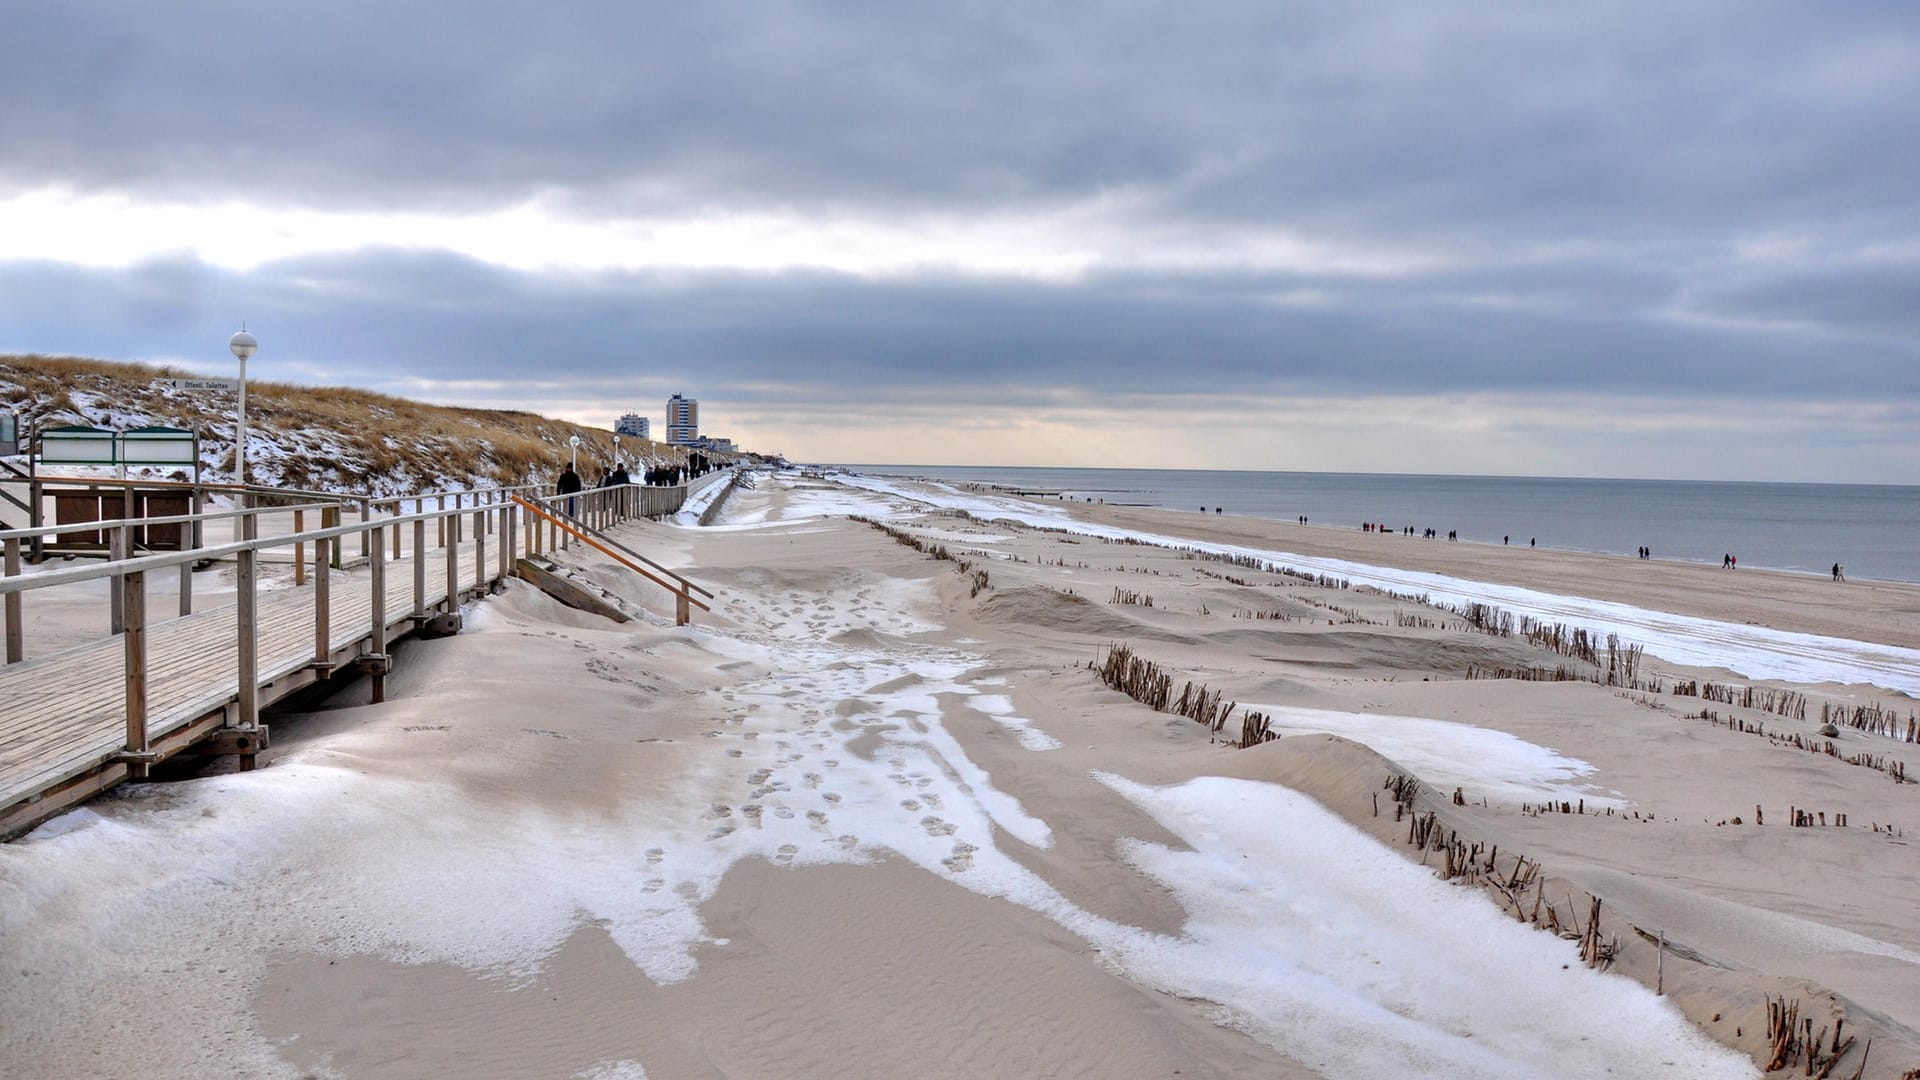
[3,2,1917,481]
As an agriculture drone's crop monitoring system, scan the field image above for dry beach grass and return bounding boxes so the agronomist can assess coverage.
[0,354,686,492]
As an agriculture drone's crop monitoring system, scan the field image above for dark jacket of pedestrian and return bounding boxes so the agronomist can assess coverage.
[557,466,582,495]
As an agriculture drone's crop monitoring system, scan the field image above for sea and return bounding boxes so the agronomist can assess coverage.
[840,465,1920,585]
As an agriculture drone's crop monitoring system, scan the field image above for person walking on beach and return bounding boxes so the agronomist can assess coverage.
[1723,553,1731,569]
[1833,563,1845,581]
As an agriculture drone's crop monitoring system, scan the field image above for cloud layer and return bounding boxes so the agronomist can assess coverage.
[2,2,1917,478]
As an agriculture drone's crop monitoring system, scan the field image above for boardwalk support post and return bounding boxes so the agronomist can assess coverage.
[313,535,333,671]
[235,511,259,770]
[121,567,150,777]
[413,517,427,621]
[4,537,21,663]
[109,526,127,635]
[474,510,486,594]
[368,523,387,704]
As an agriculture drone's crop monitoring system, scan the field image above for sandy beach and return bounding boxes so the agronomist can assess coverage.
[3,470,1916,1078]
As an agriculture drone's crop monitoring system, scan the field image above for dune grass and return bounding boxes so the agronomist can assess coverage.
[0,354,695,493]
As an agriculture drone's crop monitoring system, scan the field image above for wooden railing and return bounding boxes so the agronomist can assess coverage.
[0,475,719,666]
[0,476,726,837]
[514,495,713,625]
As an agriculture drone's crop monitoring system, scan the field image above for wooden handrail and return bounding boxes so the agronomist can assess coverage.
[513,496,712,625]
[527,490,716,599]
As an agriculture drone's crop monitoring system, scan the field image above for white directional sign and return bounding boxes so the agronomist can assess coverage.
[154,377,239,391]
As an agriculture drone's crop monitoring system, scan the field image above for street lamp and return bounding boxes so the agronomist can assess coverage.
[229,329,258,487]
[568,434,580,472]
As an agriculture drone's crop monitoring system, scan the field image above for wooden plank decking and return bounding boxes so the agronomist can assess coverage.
[0,542,489,836]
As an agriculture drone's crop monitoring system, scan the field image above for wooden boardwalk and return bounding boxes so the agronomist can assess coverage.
[0,474,725,839]
[0,541,488,837]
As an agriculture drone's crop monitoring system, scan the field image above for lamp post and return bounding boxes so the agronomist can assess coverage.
[569,434,580,472]
[228,329,258,486]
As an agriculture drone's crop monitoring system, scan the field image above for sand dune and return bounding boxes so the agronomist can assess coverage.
[2,470,1915,1078]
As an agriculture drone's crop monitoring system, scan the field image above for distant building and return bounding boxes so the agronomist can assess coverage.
[616,413,650,440]
[665,394,698,445]
[703,436,737,453]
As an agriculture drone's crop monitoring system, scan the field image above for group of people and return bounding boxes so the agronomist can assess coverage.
[1722,553,1738,569]
[1636,546,1651,559]
[556,461,693,496]
[1358,523,1458,541]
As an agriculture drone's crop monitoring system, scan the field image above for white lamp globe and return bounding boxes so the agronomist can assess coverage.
[229,330,258,360]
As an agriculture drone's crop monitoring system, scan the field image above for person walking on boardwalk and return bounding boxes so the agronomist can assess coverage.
[557,462,582,516]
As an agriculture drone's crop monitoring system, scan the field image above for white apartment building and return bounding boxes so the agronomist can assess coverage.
[616,413,650,439]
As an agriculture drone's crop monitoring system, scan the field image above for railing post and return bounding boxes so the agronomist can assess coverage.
[294,508,306,586]
[498,504,512,581]
[123,567,148,768]
[413,517,427,620]
[392,501,403,559]
[437,494,447,548]
[236,512,259,756]
[325,505,343,569]
[178,508,195,617]
[369,523,387,704]
[314,535,331,667]
[5,537,23,663]
[676,583,690,627]
[109,525,128,635]
[445,507,461,612]
[474,510,486,592]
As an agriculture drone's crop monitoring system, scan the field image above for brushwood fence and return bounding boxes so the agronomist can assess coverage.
[1090,643,1276,749]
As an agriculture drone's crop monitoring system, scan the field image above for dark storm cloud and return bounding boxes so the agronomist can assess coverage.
[7,2,1917,241]
[4,1,1919,450]
[5,251,1913,412]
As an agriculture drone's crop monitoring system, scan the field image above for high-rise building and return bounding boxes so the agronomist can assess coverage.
[666,394,699,445]
[616,413,650,440]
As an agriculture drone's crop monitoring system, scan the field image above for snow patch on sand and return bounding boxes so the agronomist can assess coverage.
[1249,706,1623,807]
[1095,774,1755,1080]
[965,693,1063,751]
